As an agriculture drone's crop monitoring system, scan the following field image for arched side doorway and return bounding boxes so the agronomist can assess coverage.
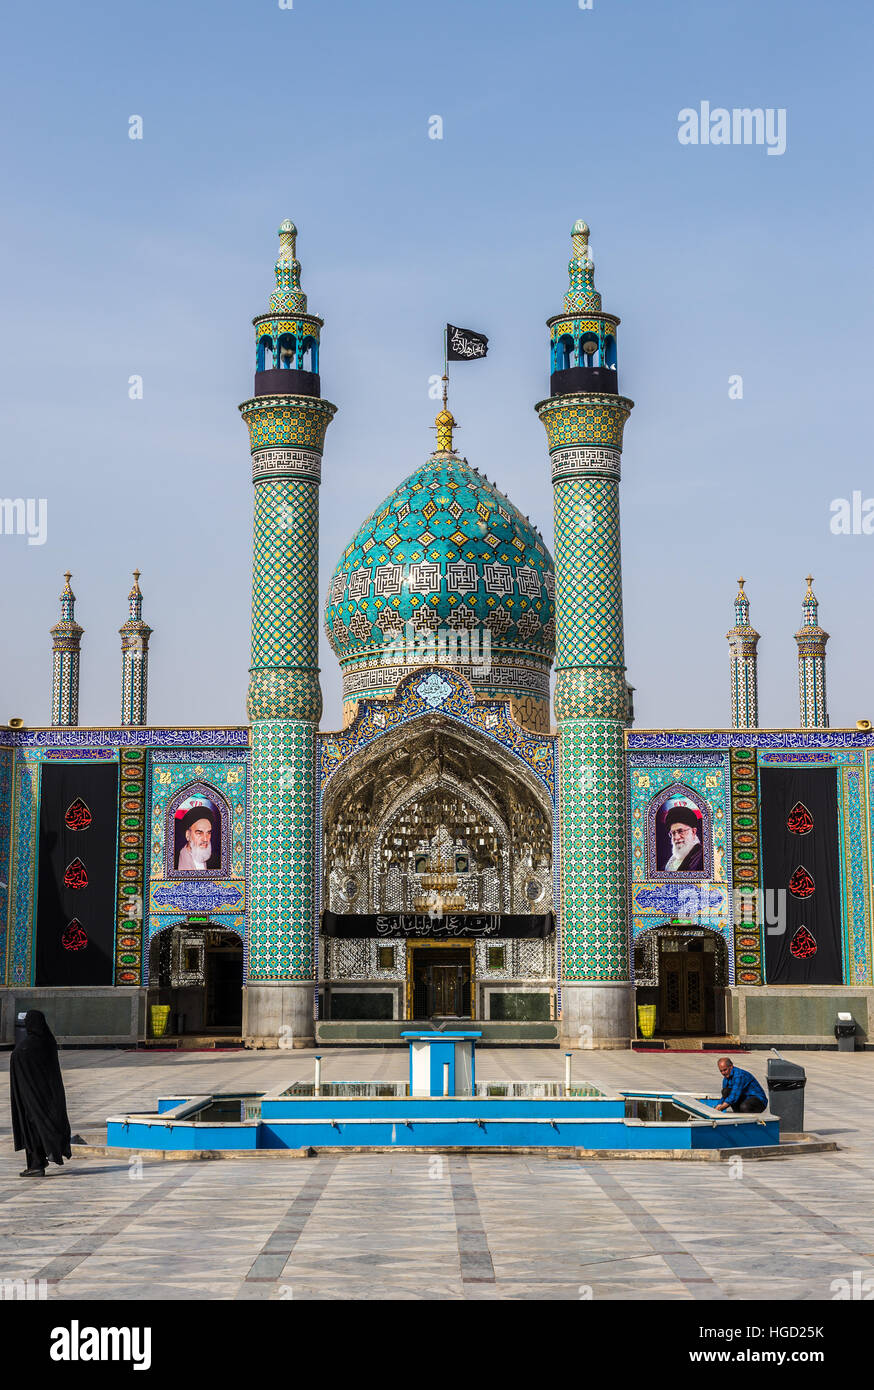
[147,923,244,1036]
[633,926,729,1036]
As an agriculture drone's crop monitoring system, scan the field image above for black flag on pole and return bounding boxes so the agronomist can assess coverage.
[446,324,489,360]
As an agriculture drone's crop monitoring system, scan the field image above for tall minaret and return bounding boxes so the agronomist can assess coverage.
[726,578,760,729]
[119,570,151,726]
[535,221,634,1048]
[795,576,829,728]
[239,220,336,1045]
[50,572,83,726]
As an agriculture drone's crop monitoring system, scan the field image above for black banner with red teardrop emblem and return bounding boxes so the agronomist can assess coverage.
[36,764,119,986]
[760,767,842,985]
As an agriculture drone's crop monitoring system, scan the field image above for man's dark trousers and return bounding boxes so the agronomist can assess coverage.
[730,1097,766,1114]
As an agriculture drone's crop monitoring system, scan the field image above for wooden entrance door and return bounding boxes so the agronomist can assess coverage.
[205,945,243,1028]
[660,951,709,1033]
[412,948,472,1018]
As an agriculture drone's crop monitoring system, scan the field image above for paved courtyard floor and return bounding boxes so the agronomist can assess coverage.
[0,1046,871,1301]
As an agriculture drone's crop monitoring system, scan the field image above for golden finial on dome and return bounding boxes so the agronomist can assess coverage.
[432,375,457,454]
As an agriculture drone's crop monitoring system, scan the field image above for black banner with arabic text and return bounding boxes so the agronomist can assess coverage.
[321,912,553,939]
[446,324,489,360]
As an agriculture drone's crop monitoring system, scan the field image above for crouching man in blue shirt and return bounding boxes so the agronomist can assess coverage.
[715,1057,768,1113]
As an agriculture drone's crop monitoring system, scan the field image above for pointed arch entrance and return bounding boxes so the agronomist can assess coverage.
[633,925,729,1036]
[320,712,555,1022]
[147,921,243,1036]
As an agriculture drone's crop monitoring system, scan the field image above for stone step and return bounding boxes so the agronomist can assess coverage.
[316,1020,559,1046]
[633,1036,742,1051]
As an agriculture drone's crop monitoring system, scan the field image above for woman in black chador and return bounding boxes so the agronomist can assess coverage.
[10,1011,72,1176]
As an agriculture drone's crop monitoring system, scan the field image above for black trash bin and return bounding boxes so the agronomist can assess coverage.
[766,1056,806,1133]
[835,1013,857,1053]
[14,1010,29,1047]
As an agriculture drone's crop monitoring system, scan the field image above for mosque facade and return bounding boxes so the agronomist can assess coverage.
[1,221,872,1050]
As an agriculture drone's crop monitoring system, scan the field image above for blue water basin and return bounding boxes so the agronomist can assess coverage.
[105,1087,779,1152]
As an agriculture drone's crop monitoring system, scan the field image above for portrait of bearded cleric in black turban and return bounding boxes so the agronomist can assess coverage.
[656,800,706,873]
[173,799,222,873]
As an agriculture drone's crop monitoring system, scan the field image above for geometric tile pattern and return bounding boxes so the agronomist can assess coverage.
[51,648,80,727]
[557,720,629,979]
[552,473,624,672]
[795,579,829,729]
[798,653,829,730]
[0,747,11,981]
[563,222,602,311]
[253,313,320,342]
[555,666,629,723]
[268,220,309,314]
[114,747,146,985]
[249,668,322,724]
[240,229,335,987]
[50,573,83,727]
[535,394,632,451]
[839,758,870,984]
[549,315,619,371]
[536,233,634,996]
[508,693,550,734]
[239,396,336,453]
[730,748,763,985]
[252,313,321,365]
[726,580,760,729]
[323,455,555,729]
[251,477,320,667]
[9,754,41,984]
[249,475,322,722]
[318,668,556,803]
[119,573,151,727]
[248,719,316,980]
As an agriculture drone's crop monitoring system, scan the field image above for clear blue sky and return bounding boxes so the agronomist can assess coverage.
[1,0,871,731]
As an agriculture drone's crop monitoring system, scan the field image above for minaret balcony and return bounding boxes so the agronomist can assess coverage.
[550,365,618,397]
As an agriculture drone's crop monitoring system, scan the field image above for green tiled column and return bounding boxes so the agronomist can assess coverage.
[536,221,634,1046]
[238,221,336,1044]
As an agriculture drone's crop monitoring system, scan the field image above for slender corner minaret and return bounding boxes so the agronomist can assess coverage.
[50,572,83,726]
[726,578,760,729]
[239,219,337,1045]
[795,575,829,728]
[119,570,151,726]
[535,220,634,1048]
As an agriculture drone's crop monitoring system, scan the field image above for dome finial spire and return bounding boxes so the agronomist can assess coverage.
[432,373,457,454]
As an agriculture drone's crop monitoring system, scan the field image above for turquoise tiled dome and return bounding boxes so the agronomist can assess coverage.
[325,456,555,671]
